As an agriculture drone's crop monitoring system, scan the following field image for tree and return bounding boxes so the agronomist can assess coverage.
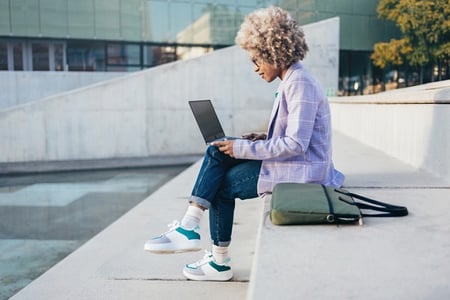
[371,0,450,82]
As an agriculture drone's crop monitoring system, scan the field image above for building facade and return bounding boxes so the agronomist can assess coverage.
[0,0,402,95]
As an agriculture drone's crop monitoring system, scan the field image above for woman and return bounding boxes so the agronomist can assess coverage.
[144,6,344,281]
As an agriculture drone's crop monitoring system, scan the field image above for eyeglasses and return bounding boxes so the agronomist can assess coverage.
[251,58,260,68]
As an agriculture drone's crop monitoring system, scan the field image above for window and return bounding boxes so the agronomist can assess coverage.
[67,42,106,71]
[107,43,140,66]
[53,43,64,71]
[32,43,50,71]
[0,42,7,70]
[13,42,24,70]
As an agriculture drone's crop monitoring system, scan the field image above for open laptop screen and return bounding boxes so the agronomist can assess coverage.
[189,100,226,144]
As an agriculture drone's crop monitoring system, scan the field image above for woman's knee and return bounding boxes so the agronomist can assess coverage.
[204,145,232,165]
[206,144,222,158]
[217,162,260,200]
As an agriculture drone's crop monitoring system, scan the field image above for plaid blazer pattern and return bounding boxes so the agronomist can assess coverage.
[233,62,345,194]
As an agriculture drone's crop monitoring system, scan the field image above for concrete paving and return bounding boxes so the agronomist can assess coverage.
[8,132,450,300]
[249,133,450,300]
[8,161,262,300]
[0,166,188,300]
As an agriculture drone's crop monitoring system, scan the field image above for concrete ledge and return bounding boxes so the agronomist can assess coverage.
[249,188,450,300]
[0,155,202,175]
[330,80,450,104]
[247,133,450,300]
[330,80,450,181]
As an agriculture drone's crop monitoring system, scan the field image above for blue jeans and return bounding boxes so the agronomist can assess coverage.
[190,146,261,247]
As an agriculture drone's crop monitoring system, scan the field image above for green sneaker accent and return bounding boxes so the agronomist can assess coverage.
[176,227,200,240]
[209,260,231,272]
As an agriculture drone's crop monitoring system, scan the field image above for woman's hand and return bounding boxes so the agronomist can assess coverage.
[212,140,235,157]
[242,132,267,141]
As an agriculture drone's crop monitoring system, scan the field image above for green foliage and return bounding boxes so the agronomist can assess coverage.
[371,38,412,68]
[372,0,450,68]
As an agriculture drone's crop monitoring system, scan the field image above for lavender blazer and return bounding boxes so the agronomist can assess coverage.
[233,62,345,195]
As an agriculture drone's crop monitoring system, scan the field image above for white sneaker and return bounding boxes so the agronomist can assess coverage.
[183,251,233,281]
[144,220,201,253]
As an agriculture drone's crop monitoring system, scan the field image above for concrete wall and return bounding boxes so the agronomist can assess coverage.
[330,80,450,182]
[0,18,339,167]
[0,72,125,110]
[302,17,339,96]
[0,46,277,163]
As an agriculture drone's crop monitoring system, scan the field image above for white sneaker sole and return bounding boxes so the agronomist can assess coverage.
[144,241,201,254]
[182,268,233,281]
[144,247,202,254]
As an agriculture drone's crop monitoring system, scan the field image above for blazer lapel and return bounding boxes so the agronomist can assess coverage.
[267,92,280,138]
[266,63,299,138]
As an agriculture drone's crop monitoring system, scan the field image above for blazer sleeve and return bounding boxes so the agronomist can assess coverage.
[233,79,320,160]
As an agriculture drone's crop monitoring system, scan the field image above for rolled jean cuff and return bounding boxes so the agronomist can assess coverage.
[212,240,231,247]
[189,195,211,209]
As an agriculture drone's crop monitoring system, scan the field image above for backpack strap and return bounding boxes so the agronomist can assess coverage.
[335,189,408,217]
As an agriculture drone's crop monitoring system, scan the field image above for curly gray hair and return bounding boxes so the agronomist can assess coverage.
[235,6,308,69]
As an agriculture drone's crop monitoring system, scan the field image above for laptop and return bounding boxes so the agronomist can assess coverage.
[189,100,237,144]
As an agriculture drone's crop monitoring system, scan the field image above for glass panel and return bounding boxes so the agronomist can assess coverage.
[279,0,297,11]
[125,44,140,65]
[32,43,49,71]
[194,0,217,3]
[297,0,316,11]
[142,45,153,67]
[40,0,68,37]
[10,0,40,36]
[216,0,239,4]
[191,3,214,44]
[13,42,23,70]
[95,0,121,39]
[266,0,283,6]
[54,44,64,71]
[335,0,353,14]
[235,6,258,20]
[339,15,352,50]
[107,43,140,66]
[189,3,246,45]
[121,0,143,40]
[316,0,336,12]
[0,42,7,70]
[170,2,193,42]
[339,50,375,96]
[0,1,10,35]
[210,5,239,44]
[205,0,260,4]
[67,0,95,38]
[352,16,371,50]
[151,45,177,66]
[67,42,105,71]
[177,46,212,61]
[145,44,197,67]
[148,1,170,42]
[352,0,378,16]
[107,44,123,65]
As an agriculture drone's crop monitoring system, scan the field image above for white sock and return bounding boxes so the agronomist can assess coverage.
[180,205,203,229]
[212,245,229,264]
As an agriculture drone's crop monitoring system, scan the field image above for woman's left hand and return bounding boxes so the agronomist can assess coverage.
[212,140,235,157]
